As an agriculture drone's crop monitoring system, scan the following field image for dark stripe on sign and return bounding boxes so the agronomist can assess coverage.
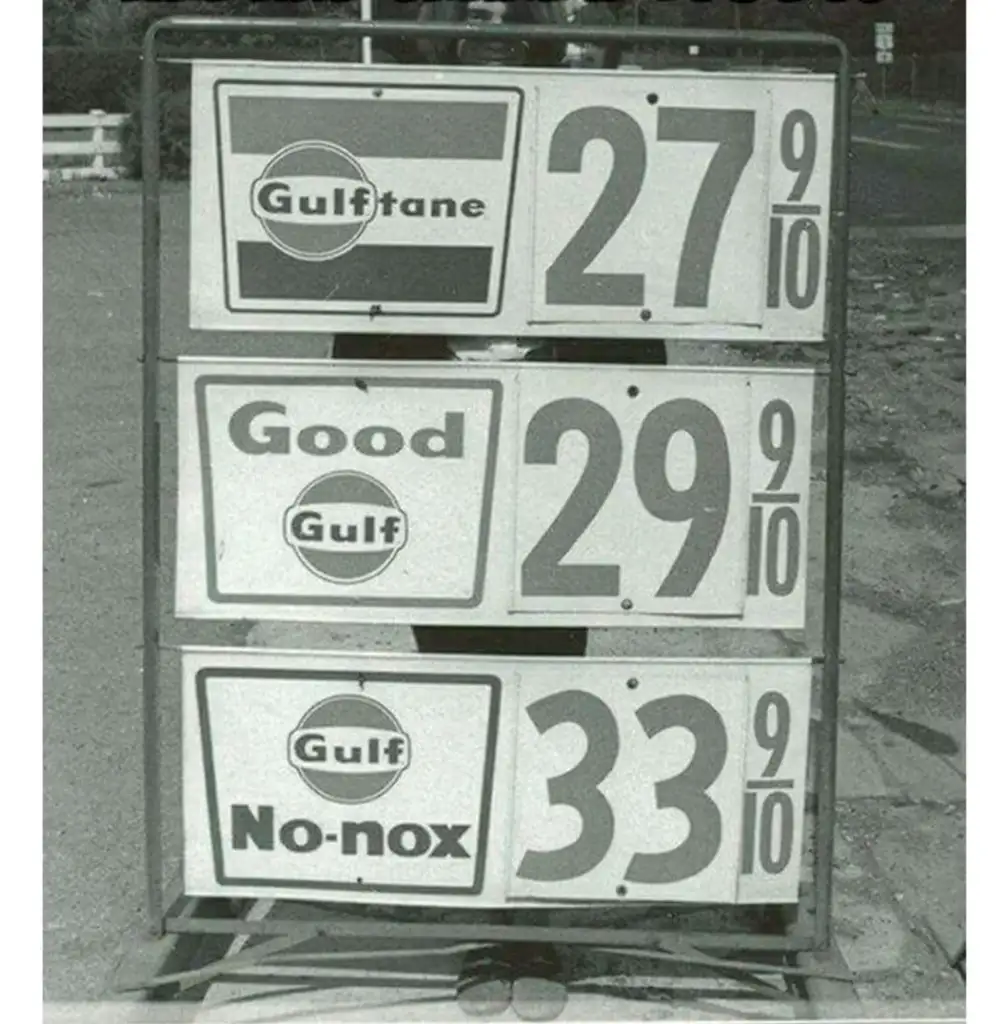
[237,243,493,303]
[228,98,509,160]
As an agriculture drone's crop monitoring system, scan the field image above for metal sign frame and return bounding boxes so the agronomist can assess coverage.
[134,14,852,997]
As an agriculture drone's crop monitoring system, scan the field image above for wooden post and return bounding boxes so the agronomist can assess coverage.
[91,109,106,176]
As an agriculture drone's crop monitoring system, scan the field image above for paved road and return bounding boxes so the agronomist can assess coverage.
[849,112,965,228]
[43,107,966,1015]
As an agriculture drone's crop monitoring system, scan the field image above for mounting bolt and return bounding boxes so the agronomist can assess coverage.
[640,309,652,321]
[646,93,659,105]
[616,884,628,897]
[621,598,633,611]
[627,385,640,398]
[626,678,639,690]
[369,304,383,319]
[373,88,383,98]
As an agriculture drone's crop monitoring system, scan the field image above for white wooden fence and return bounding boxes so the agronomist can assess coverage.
[43,109,128,182]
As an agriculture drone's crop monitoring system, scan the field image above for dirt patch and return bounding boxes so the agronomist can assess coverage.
[737,236,965,511]
[841,238,965,719]
[845,237,965,506]
[735,234,966,722]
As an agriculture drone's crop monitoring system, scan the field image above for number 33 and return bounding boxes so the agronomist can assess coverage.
[517,690,729,886]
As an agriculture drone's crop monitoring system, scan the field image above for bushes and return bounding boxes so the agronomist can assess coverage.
[43,46,142,114]
[43,1,369,179]
[45,36,357,180]
[119,77,193,181]
[44,46,190,179]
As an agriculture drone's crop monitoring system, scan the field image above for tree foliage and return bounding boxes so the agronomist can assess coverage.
[576,0,963,53]
[45,1,964,53]
[43,0,363,48]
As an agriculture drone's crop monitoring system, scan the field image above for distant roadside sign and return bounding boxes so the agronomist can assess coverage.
[182,647,813,907]
[875,22,895,52]
[176,359,814,629]
[189,61,836,343]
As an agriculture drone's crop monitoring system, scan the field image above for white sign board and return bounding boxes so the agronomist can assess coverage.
[876,51,895,65]
[176,359,815,629]
[189,62,836,343]
[183,647,813,907]
[875,22,895,51]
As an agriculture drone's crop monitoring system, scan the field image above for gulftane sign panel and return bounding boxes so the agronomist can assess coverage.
[208,82,520,317]
[182,647,813,908]
[176,359,815,629]
[190,62,835,342]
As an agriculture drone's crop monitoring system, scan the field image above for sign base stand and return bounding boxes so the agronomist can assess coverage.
[114,753,857,1007]
[117,908,851,1000]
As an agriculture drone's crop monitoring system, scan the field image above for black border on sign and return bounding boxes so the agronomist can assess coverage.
[214,80,526,319]
[194,374,503,608]
[195,667,502,896]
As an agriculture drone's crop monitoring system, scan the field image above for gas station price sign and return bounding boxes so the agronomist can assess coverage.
[176,359,815,630]
[182,648,813,908]
[189,61,835,343]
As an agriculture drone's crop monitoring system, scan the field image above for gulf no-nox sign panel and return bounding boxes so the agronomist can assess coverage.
[203,76,522,319]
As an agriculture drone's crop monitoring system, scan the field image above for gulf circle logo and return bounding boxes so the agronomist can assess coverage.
[283,471,409,585]
[288,695,412,804]
[250,140,378,261]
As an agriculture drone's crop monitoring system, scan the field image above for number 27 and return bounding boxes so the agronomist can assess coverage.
[545,106,756,309]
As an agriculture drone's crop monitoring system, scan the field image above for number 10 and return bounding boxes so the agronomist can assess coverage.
[747,506,801,597]
[767,216,821,311]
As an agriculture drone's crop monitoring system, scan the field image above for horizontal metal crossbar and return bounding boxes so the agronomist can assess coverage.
[145,16,849,58]
[585,945,793,999]
[118,939,491,994]
[163,912,820,954]
[117,912,845,994]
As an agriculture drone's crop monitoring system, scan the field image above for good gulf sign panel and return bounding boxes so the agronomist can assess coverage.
[190,62,835,342]
[183,648,812,907]
[176,360,814,629]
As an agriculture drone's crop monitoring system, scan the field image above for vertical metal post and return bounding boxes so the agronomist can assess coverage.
[141,25,165,938]
[732,5,743,60]
[361,0,374,64]
[814,42,851,949]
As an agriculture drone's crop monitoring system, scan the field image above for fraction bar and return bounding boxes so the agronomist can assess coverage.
[751,492,801,504]
[746,779,794,790]
[772,203,822,216]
